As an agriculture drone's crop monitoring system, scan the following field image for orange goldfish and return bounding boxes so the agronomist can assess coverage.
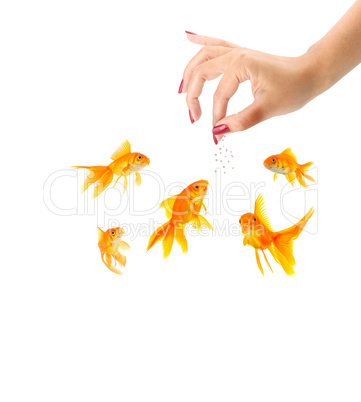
[263,148,315,187]
[73,140,150,198]
[239,194,314,276]
[98,227,130,275]
[146,180,213,258]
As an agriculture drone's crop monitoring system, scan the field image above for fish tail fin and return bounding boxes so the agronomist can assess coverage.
[72,165,113,195]
[268,245,295,277]
[298,161,315,183]
[295,170,307,187]
[146,221,175,258]
[175,224,188,253]
[299,161,314,171]
[101,252,122,275]
[92,169,114,199]
[271,207,315,276]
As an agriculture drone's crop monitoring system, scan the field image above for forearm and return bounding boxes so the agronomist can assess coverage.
[305,0,361,93]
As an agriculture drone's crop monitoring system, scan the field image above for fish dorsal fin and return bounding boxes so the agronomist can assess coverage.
[111,140,131,160]
[159,196,177,219]
[254,193,273,231]
[281,148,297,161]
[97,227,104,243]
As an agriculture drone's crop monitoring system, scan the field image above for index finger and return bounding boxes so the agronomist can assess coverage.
[186,33,239,48]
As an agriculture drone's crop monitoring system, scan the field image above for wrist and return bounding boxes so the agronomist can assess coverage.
[301,40,350,97]
[298,45,334,98]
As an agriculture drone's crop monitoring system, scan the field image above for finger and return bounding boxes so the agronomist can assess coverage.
[212,100,266,143]
[182,46,232,93]
[186,33,239,48]
[186,53,233,122]
[212,68,249,126]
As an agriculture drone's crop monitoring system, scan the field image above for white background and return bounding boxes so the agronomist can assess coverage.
[1,0,361,401]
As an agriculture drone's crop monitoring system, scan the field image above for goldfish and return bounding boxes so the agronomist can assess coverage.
[98,226,130,275]
[263,148,315,187]
[239,194,314,276]
[73,140,150,198]
[146,180,213,258]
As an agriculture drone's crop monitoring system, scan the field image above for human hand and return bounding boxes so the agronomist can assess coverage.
[179,33,324,144]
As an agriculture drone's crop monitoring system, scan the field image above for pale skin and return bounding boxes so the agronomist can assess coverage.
[180,1,361,143]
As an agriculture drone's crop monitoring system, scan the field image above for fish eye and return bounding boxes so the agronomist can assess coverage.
[253,218,257,222]
[195,185,199,189]
[111,231,115,235]
[272,159,276,163]
[137,155,142,160]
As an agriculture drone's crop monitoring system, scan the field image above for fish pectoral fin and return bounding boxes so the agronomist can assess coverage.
[198,215,213,230]
[286,173,296,187]
[202,202,208,215]
[243,237,249,246]
[135,171,141,186]
[114,251,126,267]
[255,249,265,276]
[113,174,122,188]
[273,173,278,182]
[191,216,212,232]
[118,240,130,251]
[191,217,202,231]
[122,176,128,195]
[261,249,274,273]
[111,140,131,160]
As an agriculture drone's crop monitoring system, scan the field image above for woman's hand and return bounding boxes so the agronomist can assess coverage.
[179,33,325,144]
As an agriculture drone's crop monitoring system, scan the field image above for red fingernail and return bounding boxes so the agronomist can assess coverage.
[213,132,219,145]
[178,79,183,94]
[189,110,194,124]
[213,124,230,135]
[185,31,197,35]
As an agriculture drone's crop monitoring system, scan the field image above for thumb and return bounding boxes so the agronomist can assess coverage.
[212,100,265,144]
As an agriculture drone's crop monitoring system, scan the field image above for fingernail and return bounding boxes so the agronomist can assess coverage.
[213,124,230,135]
[178,79,183,94]
[213,133,226,145]
[189,110,194,124]
[185,31,197,35]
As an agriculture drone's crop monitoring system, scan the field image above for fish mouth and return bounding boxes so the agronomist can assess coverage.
[241,225,249,234]
[198,180,209,189]
[130,163,147,171]
[239,220,250,235]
